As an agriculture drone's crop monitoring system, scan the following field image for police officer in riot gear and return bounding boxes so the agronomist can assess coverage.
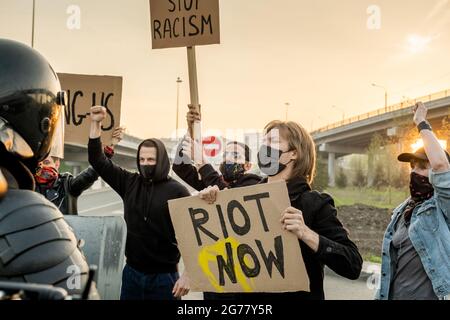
[0,39,94,299]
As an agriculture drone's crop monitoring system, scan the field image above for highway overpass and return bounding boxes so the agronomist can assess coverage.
[311,89,450,186]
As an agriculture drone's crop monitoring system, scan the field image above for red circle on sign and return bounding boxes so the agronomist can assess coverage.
[202,136,222,158]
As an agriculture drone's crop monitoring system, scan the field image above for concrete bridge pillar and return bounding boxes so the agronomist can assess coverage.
[367,153,374,187]
[328,152,336,187]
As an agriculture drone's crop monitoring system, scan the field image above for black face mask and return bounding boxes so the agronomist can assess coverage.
[409,172,434,201]
[140,165,156,180]
[257,145,292,177]
[219,162,246,183]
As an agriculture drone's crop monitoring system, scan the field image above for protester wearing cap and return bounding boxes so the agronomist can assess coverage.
[376,102,450,300]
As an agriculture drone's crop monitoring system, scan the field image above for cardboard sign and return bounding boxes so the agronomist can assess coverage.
[58,73,122,146]
[149,0,220,49]
[168,181,310,293]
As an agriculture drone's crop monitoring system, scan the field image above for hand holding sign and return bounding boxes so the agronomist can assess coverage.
[181,134,205,167]
[199,185,220,205]
[280,207,320,252]
[186,105,201,126]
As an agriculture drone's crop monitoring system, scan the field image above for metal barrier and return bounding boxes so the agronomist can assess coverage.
[65,215,127,300]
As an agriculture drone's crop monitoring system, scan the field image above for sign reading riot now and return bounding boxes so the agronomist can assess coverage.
[58,73,122,146]
[149,0,220,49]
[168,181,310,293]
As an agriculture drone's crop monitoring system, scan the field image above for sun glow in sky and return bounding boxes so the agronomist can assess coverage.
[1,0,450,139]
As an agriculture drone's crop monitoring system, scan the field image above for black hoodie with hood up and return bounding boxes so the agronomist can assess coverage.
[88,137,190,274]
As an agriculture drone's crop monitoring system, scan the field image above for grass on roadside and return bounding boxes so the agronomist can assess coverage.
[363,254,382,264]
[324,186,409,210]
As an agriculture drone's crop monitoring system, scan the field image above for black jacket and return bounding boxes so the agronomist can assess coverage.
[238,177,363,300]
[172,143,261,191]
[35,168,99,215]
[88,137,190,274]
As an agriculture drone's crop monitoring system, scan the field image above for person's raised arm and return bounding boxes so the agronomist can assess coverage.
[414,102,450,173]
[70,126,124,196]
[88,106,132,197]
[89,106,104,139]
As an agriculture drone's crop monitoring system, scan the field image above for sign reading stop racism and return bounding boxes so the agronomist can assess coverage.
[149,0,221,49]
[202,136,222,158]
[149,0,222,153]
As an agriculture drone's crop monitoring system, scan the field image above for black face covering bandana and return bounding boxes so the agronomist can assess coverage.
[257,145,292,177]
[219,162,246,183]
[409,172,434,201]
[140,165,156,180]
[403,172,434,222]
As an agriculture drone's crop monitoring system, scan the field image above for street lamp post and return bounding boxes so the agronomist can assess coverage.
[285,102,290,121]
[31,0,36,48]
[402,95,414,107]
[331,105,345,122]
[176,77,182,138]
[372,83,388,112]
[310,115,323,132]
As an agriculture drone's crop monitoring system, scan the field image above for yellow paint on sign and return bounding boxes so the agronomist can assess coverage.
[197,237,255,293]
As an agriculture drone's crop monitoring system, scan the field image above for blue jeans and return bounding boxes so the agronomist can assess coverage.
[120,264,179,300]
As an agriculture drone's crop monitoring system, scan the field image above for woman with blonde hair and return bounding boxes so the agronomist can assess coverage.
[200,120,363,300]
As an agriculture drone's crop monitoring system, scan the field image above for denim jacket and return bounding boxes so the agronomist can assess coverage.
[376,169,450,300]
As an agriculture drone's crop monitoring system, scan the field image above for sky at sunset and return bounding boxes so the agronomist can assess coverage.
[1,0,450,139]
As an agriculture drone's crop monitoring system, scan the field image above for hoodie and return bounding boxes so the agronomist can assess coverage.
[88,137,190,274]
